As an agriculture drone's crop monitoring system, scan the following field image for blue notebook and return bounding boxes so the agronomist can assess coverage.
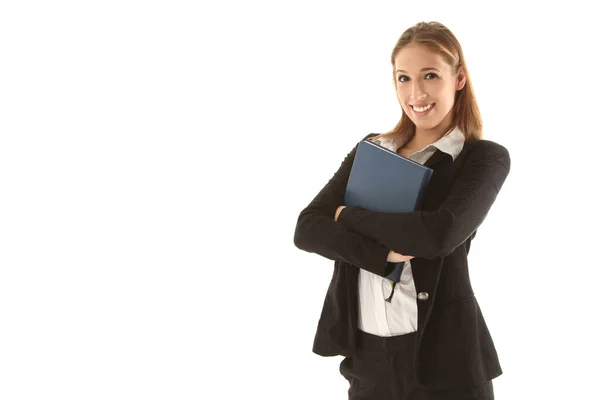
[344,138,434,281]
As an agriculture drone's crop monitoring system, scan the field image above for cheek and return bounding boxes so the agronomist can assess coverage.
[439,86,457,105]
[438,97,455,112]
[395,86,408,102]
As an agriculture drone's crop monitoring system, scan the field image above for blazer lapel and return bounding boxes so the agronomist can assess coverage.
[424,148,451,168]
[420,149,457,211]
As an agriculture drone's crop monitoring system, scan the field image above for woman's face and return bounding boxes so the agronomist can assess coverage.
[393,43,465,133]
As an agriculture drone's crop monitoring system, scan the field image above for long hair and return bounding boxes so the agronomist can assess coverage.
[370,21,483,145]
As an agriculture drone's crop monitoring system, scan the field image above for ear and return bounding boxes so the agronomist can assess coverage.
[455,65,467,91]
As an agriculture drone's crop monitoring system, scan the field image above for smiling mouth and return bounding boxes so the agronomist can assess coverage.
[411,103,435,112]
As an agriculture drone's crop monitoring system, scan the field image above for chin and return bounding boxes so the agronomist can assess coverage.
[413,120,441,130]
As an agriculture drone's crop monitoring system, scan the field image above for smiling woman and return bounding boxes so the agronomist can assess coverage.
[374,24,481,156]
[394,47,465,127]
[293,20,510,400]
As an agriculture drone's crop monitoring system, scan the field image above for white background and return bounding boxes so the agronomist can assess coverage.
[1,1,599,399]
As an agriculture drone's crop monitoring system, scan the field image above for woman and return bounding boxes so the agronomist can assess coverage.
[293,21,511,399]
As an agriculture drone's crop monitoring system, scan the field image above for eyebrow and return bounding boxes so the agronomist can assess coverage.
[395,67,441,74]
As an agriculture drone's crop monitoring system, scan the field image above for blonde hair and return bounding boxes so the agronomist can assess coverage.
[370,21,483,145]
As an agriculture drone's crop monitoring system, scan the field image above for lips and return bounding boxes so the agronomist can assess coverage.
[411,102,436,116]
[412,103,435,112]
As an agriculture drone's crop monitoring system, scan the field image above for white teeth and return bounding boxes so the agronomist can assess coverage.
[413,103,434,112]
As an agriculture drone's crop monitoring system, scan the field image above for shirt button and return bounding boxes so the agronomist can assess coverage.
[417,292,429,301]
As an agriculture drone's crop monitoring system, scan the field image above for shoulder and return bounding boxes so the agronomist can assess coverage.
[346,133,380,150]
[465,139,510,164]
[458,139,511,178]
[357,133,382,147]
[469,138,508,152]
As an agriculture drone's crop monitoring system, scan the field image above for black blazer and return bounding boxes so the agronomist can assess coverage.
[293,133,511,390]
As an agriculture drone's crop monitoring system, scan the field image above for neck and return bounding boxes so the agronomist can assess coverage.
[410,129,447,149]
[408,114,455,150]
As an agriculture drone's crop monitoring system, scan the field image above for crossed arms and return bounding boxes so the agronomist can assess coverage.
[293,135,511,278]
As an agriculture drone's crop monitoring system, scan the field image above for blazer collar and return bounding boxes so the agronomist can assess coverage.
[374,125,466,167]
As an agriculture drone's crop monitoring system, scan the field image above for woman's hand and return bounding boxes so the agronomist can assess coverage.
[387,250,415,263]
[334,205,346,222]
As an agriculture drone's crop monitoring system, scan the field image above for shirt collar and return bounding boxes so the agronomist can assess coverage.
[375,125,465,161]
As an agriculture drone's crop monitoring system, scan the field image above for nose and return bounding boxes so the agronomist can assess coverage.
[410,81,426,101]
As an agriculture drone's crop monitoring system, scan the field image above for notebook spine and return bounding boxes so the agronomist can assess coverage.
[414,170,433,210]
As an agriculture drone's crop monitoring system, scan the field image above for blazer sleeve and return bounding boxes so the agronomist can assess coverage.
[337,140,511,260]
[293,134,392,276]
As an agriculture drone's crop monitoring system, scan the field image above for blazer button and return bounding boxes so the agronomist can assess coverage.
[417,292,429,301]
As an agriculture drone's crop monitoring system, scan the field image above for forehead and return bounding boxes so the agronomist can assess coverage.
[394,43,449,72]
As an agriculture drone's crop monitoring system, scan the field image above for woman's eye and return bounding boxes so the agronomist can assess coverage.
[397,73,438,83]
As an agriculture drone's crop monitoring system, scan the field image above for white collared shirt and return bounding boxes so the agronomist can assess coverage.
[357,126,466,336]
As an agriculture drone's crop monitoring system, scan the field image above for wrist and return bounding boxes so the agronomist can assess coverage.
[336,205,354,223]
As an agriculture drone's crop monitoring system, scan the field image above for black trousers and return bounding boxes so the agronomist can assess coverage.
[339,330,494,400]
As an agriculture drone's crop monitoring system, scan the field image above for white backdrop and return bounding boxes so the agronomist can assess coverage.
[1,1,599,399]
